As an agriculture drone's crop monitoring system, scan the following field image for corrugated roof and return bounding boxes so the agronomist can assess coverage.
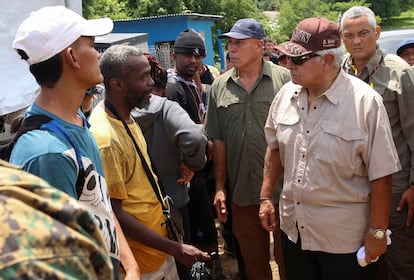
[114,13,222,22]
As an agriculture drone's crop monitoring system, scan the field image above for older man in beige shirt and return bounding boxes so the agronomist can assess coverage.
[259,17,400,280]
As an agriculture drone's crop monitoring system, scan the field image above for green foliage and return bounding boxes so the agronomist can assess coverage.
[82,0,414,63]
[83,0,129,19]
[381,10,414,30]
[367,0,399,18]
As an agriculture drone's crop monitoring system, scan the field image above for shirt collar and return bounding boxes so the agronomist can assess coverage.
[228,59,271,83]
[293,69,348,106]
[343,47,384,79]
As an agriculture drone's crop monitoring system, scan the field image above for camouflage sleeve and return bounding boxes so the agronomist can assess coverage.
[0,160,113,280]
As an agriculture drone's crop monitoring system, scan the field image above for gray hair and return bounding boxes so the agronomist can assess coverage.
[100,45,144,90]
[340,6,377,31]
[315,46,344,68]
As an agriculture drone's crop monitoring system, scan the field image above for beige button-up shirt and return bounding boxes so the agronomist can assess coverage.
[265,69,400,253]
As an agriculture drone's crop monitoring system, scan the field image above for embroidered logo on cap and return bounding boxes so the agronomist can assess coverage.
[293,29,311,44]
[322,38,336,48]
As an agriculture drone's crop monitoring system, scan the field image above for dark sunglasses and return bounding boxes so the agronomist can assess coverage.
[288,54,320,66]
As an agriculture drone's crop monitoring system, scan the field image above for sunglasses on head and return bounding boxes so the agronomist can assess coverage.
[288,54,320,65]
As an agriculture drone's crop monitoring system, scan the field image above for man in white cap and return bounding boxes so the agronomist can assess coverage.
[204,18,290,280]
[260,17,399,279]
[10,6,139,279]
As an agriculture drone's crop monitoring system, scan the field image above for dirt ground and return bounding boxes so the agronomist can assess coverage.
[217,224,280,280]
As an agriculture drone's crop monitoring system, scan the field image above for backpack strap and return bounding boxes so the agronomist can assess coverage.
[11,115,85,199]
[41,120,85,199]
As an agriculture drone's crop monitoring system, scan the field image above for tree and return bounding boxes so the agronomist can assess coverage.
[83,0,129,19]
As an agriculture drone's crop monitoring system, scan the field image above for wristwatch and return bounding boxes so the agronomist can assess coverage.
[369,228,386,239]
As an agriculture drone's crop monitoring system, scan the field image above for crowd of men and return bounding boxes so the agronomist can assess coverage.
[0,4,413,280]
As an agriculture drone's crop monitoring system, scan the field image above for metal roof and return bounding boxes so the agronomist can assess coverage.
[114,13,222,22]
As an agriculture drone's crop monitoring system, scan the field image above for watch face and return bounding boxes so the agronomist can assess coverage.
[375,229,385,239]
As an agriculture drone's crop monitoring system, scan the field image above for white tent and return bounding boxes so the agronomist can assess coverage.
[0,0,81,116]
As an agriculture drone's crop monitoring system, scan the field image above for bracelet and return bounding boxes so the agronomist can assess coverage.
[259,197,272,202]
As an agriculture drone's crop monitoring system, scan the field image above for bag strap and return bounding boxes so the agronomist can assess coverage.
[104,100,170,211]
[13,115,85,199]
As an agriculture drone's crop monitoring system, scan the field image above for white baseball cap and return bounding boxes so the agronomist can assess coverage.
[13,6,113,65]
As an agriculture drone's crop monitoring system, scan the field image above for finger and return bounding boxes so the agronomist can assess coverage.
[396,196,406,212]
[407,208,413,226]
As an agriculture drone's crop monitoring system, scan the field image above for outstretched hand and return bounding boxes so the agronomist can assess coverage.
[174,243,210,268]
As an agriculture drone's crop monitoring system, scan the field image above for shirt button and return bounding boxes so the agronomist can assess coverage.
[297,202,300,205]
[306,130,309,133]
[313,106,316,109]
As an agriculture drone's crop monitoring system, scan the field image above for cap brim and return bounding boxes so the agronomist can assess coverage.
[275,41,312,57]
[82,18,114,37]
[218,32,252,39]
[397,42,414,55]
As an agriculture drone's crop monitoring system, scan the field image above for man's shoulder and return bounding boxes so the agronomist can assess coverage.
[89,107,115,150]
[382,53,412,73]
[0,161,111,278]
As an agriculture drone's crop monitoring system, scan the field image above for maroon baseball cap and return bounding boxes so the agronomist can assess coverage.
[277,17,340,57]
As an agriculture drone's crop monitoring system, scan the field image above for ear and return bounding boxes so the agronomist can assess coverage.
[64,47,80,69]
[109,78,123,90]
[375,26,381,40]
[322,53,334,67]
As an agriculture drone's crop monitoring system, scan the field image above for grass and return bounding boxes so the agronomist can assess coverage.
[381,10,414,30]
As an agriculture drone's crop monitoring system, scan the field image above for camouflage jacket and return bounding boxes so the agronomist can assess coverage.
[0,160,113,279]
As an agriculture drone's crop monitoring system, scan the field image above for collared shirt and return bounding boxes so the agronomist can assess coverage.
[343,49,414,192]
[205,60,290,206]
[265,69,400,253]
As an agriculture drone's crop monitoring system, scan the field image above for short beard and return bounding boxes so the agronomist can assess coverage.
[136,97,150,109]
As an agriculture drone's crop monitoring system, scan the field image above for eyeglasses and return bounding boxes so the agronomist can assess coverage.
[288,54,320,66]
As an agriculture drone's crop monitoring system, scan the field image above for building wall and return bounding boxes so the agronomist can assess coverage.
[113,15,218,67]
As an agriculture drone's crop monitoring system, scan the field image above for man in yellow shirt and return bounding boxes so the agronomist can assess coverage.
[89,44,209,279]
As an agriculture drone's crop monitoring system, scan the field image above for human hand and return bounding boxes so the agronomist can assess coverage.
[396,185,414,226]
[213,189,228,223]
[363,230,387,265]
[259,199,277,232]
[177,162,194,185]
[174,243,210,268]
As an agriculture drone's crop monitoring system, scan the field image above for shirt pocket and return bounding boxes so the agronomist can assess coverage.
[273,105,300,144]
[216,93,240,108]
[319,120,367,177]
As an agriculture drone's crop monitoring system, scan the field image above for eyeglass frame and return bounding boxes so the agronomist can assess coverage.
[288,53,320,66]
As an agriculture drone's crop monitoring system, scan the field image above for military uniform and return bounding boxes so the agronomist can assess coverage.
[0,160,113,279]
